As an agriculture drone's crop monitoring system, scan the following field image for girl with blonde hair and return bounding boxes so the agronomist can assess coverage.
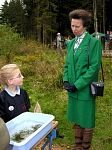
[0,64,30,122]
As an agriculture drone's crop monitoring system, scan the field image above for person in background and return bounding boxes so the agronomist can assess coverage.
[63,9,102,150]
[0,64,30,122]
[105,30,110,50]
[110,31,112,40]
[55,32,65,56]
[56,32,62,49]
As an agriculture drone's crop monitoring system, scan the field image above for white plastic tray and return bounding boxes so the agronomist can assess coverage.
[6,112,55,150]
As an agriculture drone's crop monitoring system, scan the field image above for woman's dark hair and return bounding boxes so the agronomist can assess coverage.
[69,9,92,27]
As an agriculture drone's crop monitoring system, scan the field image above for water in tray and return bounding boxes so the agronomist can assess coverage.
[10,120,43,143]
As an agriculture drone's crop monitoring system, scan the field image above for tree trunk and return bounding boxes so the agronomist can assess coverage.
[93,0,98,32]
[103,0,105,33]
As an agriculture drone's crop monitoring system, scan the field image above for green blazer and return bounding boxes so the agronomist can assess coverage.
[63,32,102,100]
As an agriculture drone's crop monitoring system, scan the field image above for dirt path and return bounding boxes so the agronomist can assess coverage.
[33,144,71,150]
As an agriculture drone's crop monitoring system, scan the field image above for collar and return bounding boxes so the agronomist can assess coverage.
[75,31,87,40]
[5,86,20,97]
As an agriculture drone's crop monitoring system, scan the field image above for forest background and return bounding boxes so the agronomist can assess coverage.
[0,0,112,150]
[0,0,112,44]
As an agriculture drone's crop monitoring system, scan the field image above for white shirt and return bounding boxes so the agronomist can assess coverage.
[74,31,87,53]
[4,86,20,97]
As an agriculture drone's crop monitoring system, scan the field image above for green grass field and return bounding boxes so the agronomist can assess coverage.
[0,41,112,149]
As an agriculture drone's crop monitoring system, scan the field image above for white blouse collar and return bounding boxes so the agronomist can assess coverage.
[4,86,20,97]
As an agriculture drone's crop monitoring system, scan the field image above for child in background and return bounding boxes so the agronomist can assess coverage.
[0,64,30,122]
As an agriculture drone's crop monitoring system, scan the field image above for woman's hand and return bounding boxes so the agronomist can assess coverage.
[63,81,77,92]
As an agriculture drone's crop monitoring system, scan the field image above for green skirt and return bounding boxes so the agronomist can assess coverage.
[67,97,96,128]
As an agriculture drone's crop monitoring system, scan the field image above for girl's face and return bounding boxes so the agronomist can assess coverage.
[8,69,24,86]
[71,19,85,36]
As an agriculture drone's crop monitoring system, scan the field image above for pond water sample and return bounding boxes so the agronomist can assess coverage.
[11,124,42,143]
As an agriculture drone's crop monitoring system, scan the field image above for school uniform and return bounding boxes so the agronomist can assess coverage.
[0,87,30,122]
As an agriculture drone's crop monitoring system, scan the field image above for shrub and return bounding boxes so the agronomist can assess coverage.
[0,24,22,63]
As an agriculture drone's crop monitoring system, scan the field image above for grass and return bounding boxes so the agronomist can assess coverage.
[0,41,112,149]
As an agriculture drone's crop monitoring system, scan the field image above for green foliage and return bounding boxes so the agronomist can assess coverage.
[0,24,22,63]
[0,39,112,149]
[13,40,64,90]
[102,57,112,79]
[0,0,111,42]
[0,0,26,35]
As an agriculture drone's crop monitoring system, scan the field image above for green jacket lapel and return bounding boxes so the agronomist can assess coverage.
[74,33,91,64]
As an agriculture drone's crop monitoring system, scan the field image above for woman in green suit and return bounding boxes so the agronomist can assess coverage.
[63,9,102,150]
